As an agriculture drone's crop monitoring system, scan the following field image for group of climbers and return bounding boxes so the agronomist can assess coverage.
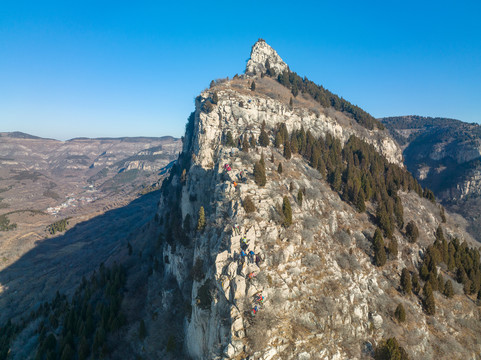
[254,292,264,304]
[221,159,268,319]
[224,163,242,190]
[251,292,265,316]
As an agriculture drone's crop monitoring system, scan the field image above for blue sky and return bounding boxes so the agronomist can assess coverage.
[1,1,480,140]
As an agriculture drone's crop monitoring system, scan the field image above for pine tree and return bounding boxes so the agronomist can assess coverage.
[435,225,444,242]
[373,228,387,267]
[423,282,436,315]
[291,136,299,153]
[412,272,420,294]
[283,140,292,160]
[253,161,266,187]
[405,220,419,243]
[437,274,445,293]
[274,132,283,148]
[212,92,218,104]
[394,303,406,322]
[400,268,412,295]
[249,135,256,147]
[289,97,293,108]
[356,189,366,212]
[394,196,404,229]
[331,168,342,192]
[388,238,398,259]
[376,203,393,239]
[289,182,295,192]
[197,206,206,231]
[282,196,293,227]
[250,81,256,91]
[374,337,409,360]
[297,189,303,206]
[419,263,429,281]
[259,122,269,147]
[243,196,256,213]
[277,163,283,174]
[225,131,235,147]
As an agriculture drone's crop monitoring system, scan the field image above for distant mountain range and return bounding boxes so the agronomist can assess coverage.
[0,131,177,143]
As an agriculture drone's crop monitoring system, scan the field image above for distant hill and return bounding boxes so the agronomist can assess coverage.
[0,131,46,140]
[381,115,481,238]
[68,135,177,142]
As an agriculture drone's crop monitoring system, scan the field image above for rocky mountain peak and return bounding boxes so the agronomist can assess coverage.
[246,39,288,76]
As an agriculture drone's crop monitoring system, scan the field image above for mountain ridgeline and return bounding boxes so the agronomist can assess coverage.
[0,40,480,360]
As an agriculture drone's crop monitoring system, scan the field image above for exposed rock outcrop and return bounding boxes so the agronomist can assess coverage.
[148,43,481,359]
[246,39,289,76]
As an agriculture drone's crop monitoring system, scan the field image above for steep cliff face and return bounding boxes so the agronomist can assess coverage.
[148,42,481,359]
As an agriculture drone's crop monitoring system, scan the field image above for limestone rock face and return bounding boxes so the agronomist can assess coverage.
[194,82,402,166]
[246,39,289,76]
[149,43,481,360]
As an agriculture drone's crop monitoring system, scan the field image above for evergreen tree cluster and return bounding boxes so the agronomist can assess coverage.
[0,319,18,360]
[0,263,127,360]
[374,337,410,360]
[273,124,430,234]
[401,225,481,315]
[34,263,127,360]
[419,226,481,299]
[405,220,419,243]
[276,70,384,130]
[47,218,70,235]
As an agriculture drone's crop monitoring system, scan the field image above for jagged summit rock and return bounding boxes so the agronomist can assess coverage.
[246,39,288,76]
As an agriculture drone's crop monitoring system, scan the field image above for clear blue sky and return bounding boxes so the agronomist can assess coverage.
[1,1,480,140]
